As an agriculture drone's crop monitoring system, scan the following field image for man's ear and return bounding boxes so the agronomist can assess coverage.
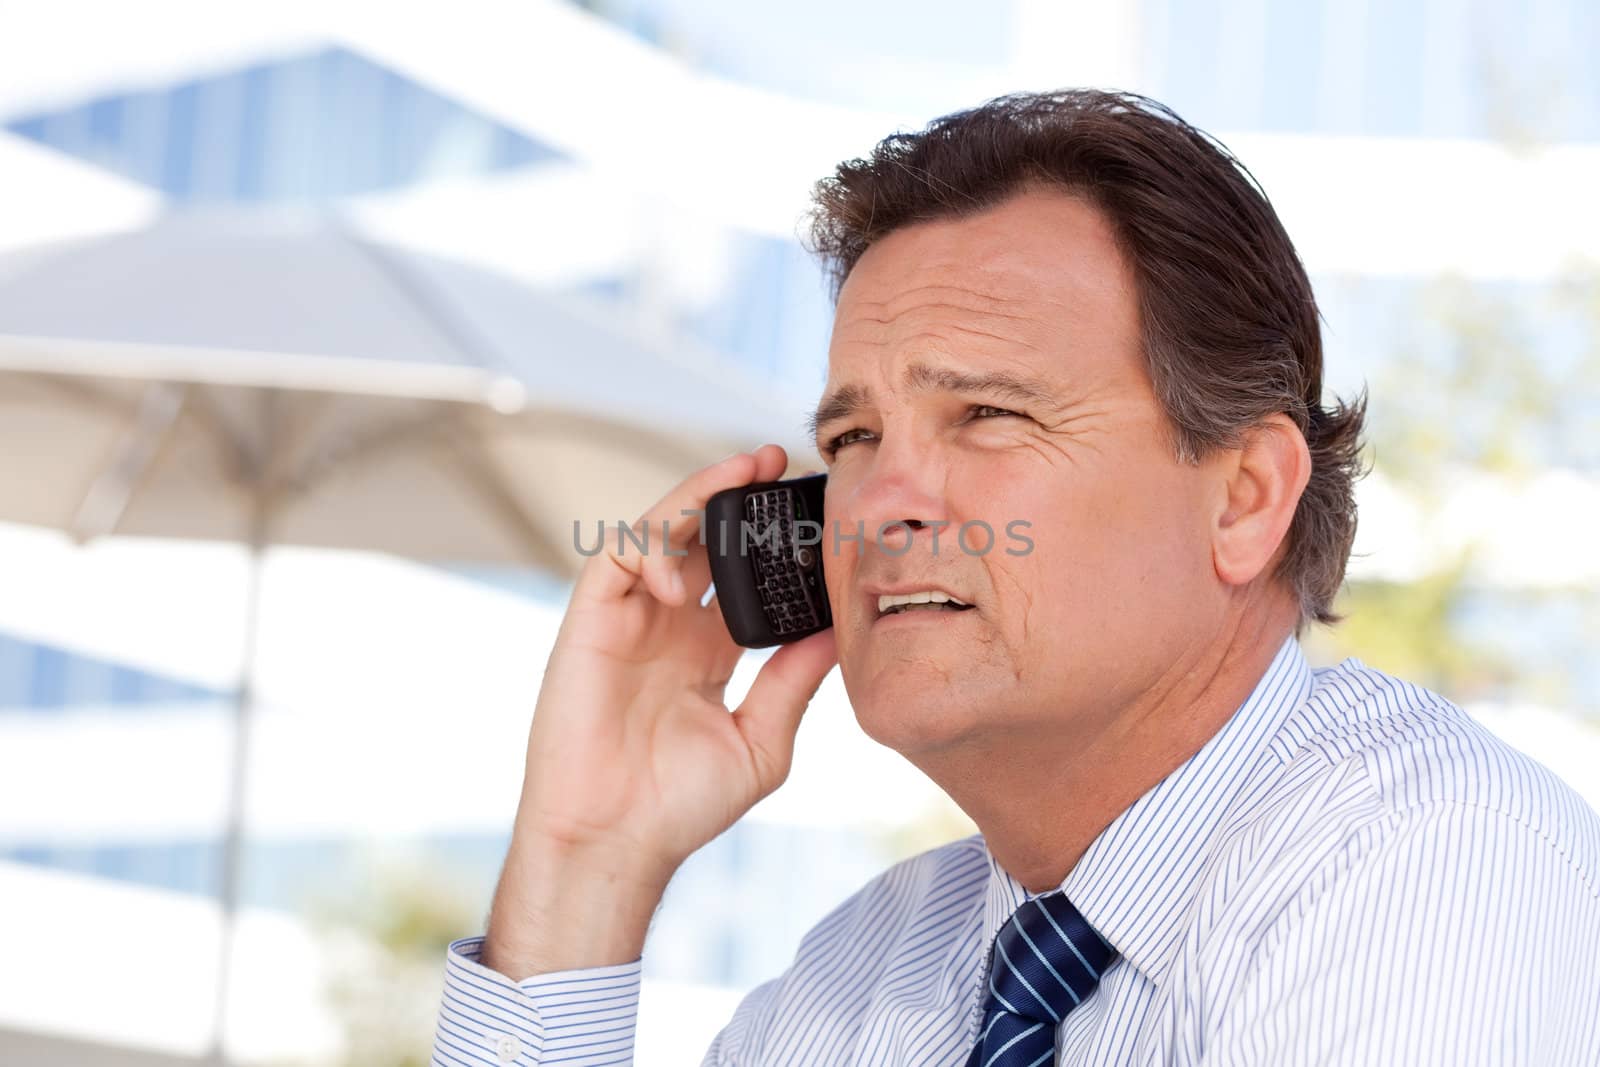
[1211,414,1311,587]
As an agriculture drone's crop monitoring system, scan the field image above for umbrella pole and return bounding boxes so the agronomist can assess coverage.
[207,533,265,1067]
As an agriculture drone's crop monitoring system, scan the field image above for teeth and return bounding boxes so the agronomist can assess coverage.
[877,591,970,614]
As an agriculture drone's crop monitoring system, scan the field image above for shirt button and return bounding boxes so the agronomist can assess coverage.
[494,1033,522,1063]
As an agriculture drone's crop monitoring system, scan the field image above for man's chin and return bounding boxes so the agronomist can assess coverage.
[845,659,994,753]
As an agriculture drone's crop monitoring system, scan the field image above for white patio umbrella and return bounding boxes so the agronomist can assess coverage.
[0,208,812,1064]
[0,132,160,254]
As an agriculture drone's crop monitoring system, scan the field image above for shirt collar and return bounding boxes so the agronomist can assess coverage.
[979,632,1314,984]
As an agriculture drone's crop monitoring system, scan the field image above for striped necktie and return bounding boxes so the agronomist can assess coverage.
[965,890,1118,1067]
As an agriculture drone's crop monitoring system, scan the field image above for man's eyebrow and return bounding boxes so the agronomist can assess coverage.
[901,362,1058,407]
[806,384,870,441]
[808,363,1060,441]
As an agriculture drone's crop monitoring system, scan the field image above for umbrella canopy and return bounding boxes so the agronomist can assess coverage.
[0,132,160,255]
[0,208,811,571]
[0,207,816,1065]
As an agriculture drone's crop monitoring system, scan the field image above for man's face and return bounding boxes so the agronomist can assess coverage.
[815,186,1226,757]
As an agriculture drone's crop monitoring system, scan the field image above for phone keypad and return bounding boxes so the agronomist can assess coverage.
[745,488,820,636]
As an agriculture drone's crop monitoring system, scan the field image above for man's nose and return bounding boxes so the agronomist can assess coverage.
[839,437,952,558]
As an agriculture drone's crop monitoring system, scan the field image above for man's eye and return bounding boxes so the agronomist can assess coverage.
[827,428,876,453]
[971,404,1021,419]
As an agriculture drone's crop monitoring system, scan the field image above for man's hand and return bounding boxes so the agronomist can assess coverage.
[482,444,838,979]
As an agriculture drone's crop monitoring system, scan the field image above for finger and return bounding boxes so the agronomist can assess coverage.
[750,442,790,481]
[574,447,782,604]
[680,545,714,605]
[696,595,747,680]
[636,443,788,606]
[730,628,838,792]
[574,451,752,603]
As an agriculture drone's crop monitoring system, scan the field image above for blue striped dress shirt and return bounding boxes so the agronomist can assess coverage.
[432,634,1600,1064]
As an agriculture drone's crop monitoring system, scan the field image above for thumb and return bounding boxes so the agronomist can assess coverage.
[731,628,838,793]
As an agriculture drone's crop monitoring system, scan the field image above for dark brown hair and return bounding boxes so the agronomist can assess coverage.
[804,89,1369,636]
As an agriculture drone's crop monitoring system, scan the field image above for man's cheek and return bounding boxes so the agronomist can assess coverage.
[984,558,1038,652]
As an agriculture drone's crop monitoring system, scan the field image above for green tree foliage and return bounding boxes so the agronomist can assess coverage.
[300,850,486,1067]
[1312,268,1600,708]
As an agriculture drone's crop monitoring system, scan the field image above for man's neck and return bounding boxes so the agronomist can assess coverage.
[926,600,1297,895]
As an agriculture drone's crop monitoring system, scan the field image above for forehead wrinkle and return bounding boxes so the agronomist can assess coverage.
[837,283,1053,363]
[832,311,1045,374]
[864,275,1036,308]
[850,280,1041,324]
[923,321,1041,352]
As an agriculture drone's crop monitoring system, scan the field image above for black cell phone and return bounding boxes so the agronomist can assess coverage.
[705,473,832,648]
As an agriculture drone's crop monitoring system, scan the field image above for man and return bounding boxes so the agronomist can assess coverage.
[430,91,1600,1065]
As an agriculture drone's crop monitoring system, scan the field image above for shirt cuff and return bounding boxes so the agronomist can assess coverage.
[432,935,643,1066]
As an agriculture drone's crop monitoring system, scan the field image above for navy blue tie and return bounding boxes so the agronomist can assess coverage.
[965,891,1117,1067]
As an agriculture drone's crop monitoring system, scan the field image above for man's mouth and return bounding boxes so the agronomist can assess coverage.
[876,591,975,617]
